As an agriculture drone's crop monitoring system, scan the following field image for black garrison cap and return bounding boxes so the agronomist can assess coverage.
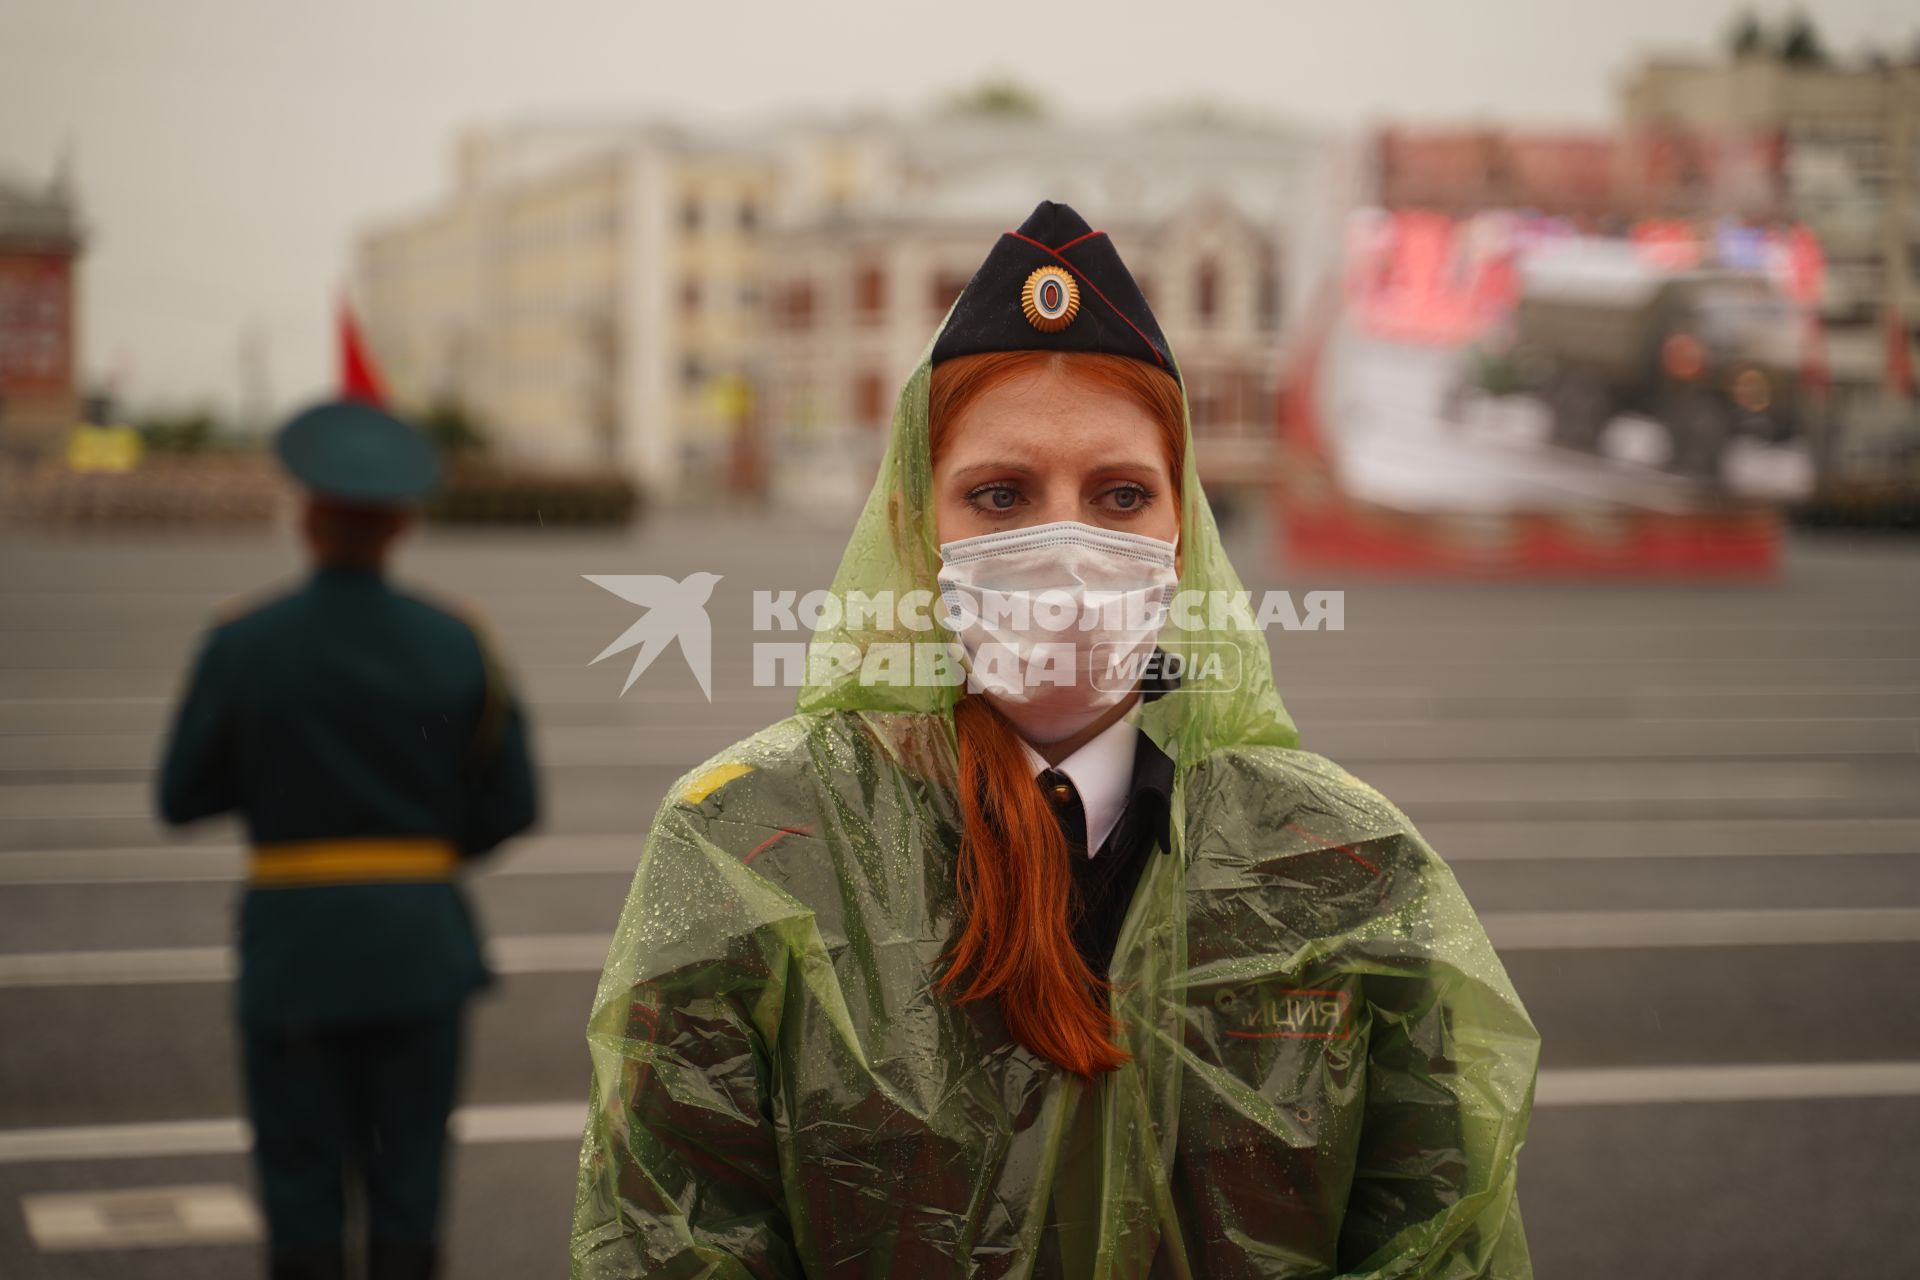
[931,200,1179,384]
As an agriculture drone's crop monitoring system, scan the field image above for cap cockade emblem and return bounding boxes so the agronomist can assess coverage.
[1020,265,1080,333]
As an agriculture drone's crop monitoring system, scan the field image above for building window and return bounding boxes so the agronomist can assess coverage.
[738,201,760,231]
[855,261,887,319]
[930,270,971,316]
[1243,371,1275,433]
[1195,260,1219,326]
[1187,372,1220,432]
[680,199,702,232]
[1257,253,1281,331]
[681,356,706,388]
[854,371,888,428]
[774,279,815,331]
[680,277,702,316]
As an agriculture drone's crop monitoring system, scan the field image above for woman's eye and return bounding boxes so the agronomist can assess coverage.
[965,484,1020,512]
[1103,484,1153,512]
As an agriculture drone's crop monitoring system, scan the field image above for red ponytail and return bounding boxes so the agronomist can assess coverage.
[928,351,1185,1077]
[941,696,1129,1076]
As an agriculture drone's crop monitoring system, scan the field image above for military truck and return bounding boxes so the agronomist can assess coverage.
[1451,258,1808,481]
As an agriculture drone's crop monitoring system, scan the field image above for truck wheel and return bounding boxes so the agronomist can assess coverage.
[1547,377,1609,453]
[1663,391,1732,483]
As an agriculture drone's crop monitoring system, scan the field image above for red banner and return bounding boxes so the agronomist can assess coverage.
[0,253,74,395]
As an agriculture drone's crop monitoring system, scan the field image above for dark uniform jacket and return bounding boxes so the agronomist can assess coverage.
[159,564,538,1027]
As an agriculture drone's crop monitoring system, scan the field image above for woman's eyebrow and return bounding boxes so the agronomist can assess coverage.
[946,459,1166,482]
[949,462,1038,481]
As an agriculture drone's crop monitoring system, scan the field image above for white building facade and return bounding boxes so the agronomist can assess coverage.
[355,114,1315,499]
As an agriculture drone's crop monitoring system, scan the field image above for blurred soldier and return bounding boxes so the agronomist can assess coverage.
[157,398,539,1280]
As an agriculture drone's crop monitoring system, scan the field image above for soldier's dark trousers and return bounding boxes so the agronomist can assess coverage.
[242,1009,464,1280]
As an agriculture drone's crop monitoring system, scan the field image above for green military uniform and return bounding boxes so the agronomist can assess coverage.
[570,203,1538,1277]
[159,398,538,1280]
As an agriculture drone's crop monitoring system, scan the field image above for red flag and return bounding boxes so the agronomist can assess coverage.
[339,299,387,405]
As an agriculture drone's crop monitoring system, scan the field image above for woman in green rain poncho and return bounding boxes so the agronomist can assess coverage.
[571,202,1539,1279]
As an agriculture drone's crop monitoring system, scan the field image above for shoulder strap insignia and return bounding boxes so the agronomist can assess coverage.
[679,761,754,805]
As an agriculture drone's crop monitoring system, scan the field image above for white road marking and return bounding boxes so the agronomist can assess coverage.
[1,907,1915,990]
[0,946,231,986]
[1633,684,1920,698]
[8,681,1920,712]
[0,697,172,707]
[0,833,644,886]
[447,1101,592,1144]
[4,716,1916,775]
[1534,1061,1920,1107]
[3,1065,1916,1167]
[22,1183,260,1250]
[1482,907,1920,949]
[0,1106,587,1165]
[3,1117,246,1163]
[0,934,610,987]
[3,815,1918,888]
[1418,816,1920,863]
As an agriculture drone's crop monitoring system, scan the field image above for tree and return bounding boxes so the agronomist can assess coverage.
[1144,99,1263,130]
[417,399,489,456]
[941,77,1047,121]
[1727,10,1765,58]
[137,409,221,452]
[1779,11,1829,65]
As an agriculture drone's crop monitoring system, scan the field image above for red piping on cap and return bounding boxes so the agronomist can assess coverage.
[1006,230,1167,369]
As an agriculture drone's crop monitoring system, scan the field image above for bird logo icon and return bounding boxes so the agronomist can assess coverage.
[583,572,724,699]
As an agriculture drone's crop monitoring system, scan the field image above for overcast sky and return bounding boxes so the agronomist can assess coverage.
[1,0,1912,421]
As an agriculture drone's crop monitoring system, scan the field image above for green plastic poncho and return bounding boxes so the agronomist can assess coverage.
[570,327,1539,1277]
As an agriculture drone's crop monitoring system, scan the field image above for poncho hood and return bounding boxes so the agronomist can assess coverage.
[796,199,1300,771]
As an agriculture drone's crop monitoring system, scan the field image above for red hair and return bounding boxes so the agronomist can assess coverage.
[928,350,1186,1077]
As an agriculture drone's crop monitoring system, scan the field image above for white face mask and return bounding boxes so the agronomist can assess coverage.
[937,520,1179,744]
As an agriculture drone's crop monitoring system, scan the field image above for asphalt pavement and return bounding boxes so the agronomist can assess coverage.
[1,506,1916,1278]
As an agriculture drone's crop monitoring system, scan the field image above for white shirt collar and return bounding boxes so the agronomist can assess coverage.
[1018,714,1140,858]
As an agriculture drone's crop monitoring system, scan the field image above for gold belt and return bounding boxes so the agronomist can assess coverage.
[249,838,459,887]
